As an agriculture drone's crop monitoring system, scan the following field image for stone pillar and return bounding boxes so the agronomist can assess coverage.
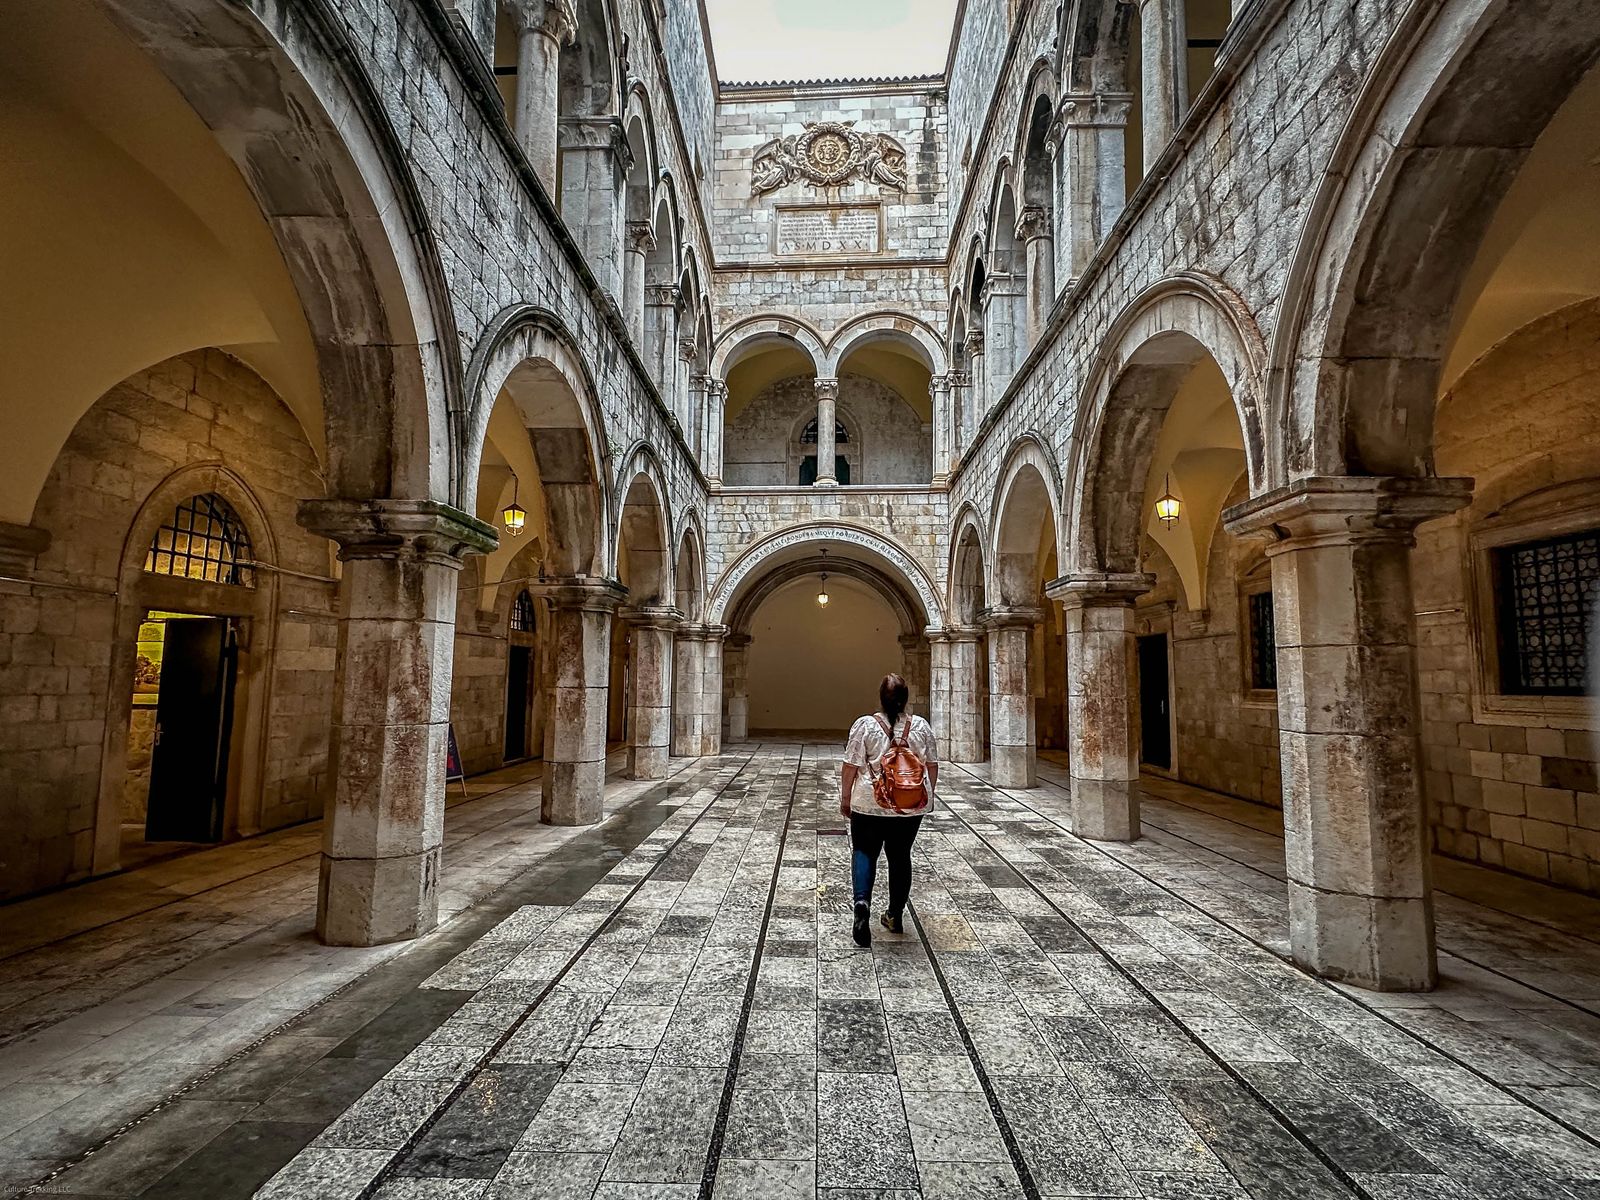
[984,608,1041,789]
[964,330,986,433]
[898,632,931,716]
[813,377,840,486]
[706,379,728,483]
[1016,206,1055,347]
[677,337,698,436]
[623,606,678,780]
[946,370,971,459]
[534,577,626,825]
[1054,93,1133,280]
[558,116,629,300]
[943,626,986,763]
[507,0,575,195]
[927,631,954,756]
[297,499,496,946]
[723,632,751,741]
[1048,573,1150,842]
[623,221,655,348]
[644,284,680,401]
[686,372,710,460]
[981,278,1023,403]
[928,374,952,483]
[1138,0,1187,173]
[1226,477,1471,991]
[673,623,727,756]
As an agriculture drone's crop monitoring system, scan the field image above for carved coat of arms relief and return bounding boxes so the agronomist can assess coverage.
[751,121,909,196]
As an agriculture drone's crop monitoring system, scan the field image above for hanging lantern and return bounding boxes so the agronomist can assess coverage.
[1154,474,1181,528]
[502,471,527,537]
[817,549,831,607]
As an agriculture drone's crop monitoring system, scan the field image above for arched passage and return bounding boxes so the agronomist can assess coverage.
[613,457,674,779]
[710,524,942,739]
[716,326,826,486]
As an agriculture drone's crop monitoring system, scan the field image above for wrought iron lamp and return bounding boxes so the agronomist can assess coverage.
[503,471,527,537]
[817,549,831,608]
[1154,474,1181,528]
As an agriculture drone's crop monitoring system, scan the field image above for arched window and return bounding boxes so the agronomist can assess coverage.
[511,589,536,633]
[144,493,252,586]
[801,418,849,445]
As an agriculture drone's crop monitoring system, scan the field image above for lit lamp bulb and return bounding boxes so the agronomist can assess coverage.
[1154,473,1181,528]
[817,549,830,607]
[503,472,527,537]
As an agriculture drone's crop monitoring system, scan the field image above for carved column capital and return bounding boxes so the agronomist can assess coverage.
[707,378,730,402]
[558,114,630,158]
[506,0,576,42]
[980,605,1045,630]
[530,575,629,613]
[1045,572,1155,609]
[1056,91,1134,132]
[1015,205,1052,243]
[297,499,497,564]
[678,337,699,364]
[645,283,681,309]
[1223,476,1474,549]
[964,329,985,358]
[946,369,970,388]
[813,378,841,403]
[625,220,657,255]
[928,374,952,396]
[620,604,684,631]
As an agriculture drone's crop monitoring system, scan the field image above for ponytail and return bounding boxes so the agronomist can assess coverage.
[879,672,909,726]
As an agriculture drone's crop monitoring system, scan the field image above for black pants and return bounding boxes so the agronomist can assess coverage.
[850,812,924,917]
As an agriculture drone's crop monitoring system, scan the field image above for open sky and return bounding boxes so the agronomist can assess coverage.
[703,0,961,83]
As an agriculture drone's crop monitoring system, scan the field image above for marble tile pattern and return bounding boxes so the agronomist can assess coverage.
[7,745,1600,1199]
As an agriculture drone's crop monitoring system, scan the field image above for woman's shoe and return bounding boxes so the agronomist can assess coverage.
[852,902,872,948]
[880,912,904,934]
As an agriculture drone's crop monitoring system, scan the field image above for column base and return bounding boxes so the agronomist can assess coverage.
[628,743,670,780]
[317,849,439,946]
[1070,778,1141,841]
[990,744,1037,789]
[1287,878,1437,992]
[542,759,605,825]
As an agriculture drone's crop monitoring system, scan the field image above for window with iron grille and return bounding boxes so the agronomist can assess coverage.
[511,589,535,633]
[1493,528,1599,696]
[1247,589,1276,691]
[144,493,252,585]
[800,418,848,444]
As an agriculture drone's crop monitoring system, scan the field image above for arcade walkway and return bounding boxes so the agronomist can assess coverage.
[3,747,1600,1199]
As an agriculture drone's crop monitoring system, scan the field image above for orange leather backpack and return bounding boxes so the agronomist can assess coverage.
[870,715,928,812]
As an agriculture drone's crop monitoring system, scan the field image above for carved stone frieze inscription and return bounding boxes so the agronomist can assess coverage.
[751,121,908,196]
[774,204,882,257]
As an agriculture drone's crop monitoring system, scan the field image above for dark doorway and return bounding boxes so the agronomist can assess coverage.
[505,644,532,760]
[146,616,238,842]
[1137,633,1171,770]
[799,455,851,485]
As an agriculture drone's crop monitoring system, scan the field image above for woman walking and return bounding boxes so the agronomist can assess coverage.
[839,673,938,948]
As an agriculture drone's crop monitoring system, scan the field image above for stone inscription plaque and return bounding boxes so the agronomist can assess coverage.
[774,205,881,257]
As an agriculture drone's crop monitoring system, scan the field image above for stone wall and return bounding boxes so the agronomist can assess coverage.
[724,373,931,486]
[1415,301,1600,892]
[945,0,1010,225]
[0,350,334,900]
[664,0,717,220]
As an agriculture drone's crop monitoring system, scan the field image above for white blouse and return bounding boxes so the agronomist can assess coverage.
[842,712,939,816]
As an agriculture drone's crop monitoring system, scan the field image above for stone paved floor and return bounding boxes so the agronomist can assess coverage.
[4,743,1600,1198]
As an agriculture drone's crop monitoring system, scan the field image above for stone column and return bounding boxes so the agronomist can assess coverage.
[644,284,680,401]
[1138,0,1187,173]
[623,606,678,780]
[1016,206,1055,347]
[677,337,698,436]
[723,632,751,741]
[673,623,728,756]
[928,374,952,483]
[297,499,496,946]
[623,221,655,348]
[1226,477,1471,991]
[981,278,1023,403]
[507,0,575,195]
[898,632,932,716]
[944,626,986,763]
[813,377,840,486]
[946,370,971,460]
[1048,573,1150,842]
[927,630,954,757]
[686,372,711,460]
[964,330,986,434]
[534,577,626,825]
[984,607,1041,788]
[558,116,629,300]
[705,379,728,483]
[1054,93,1133,280]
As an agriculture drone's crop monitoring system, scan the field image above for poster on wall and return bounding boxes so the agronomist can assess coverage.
[446,724,467,797]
